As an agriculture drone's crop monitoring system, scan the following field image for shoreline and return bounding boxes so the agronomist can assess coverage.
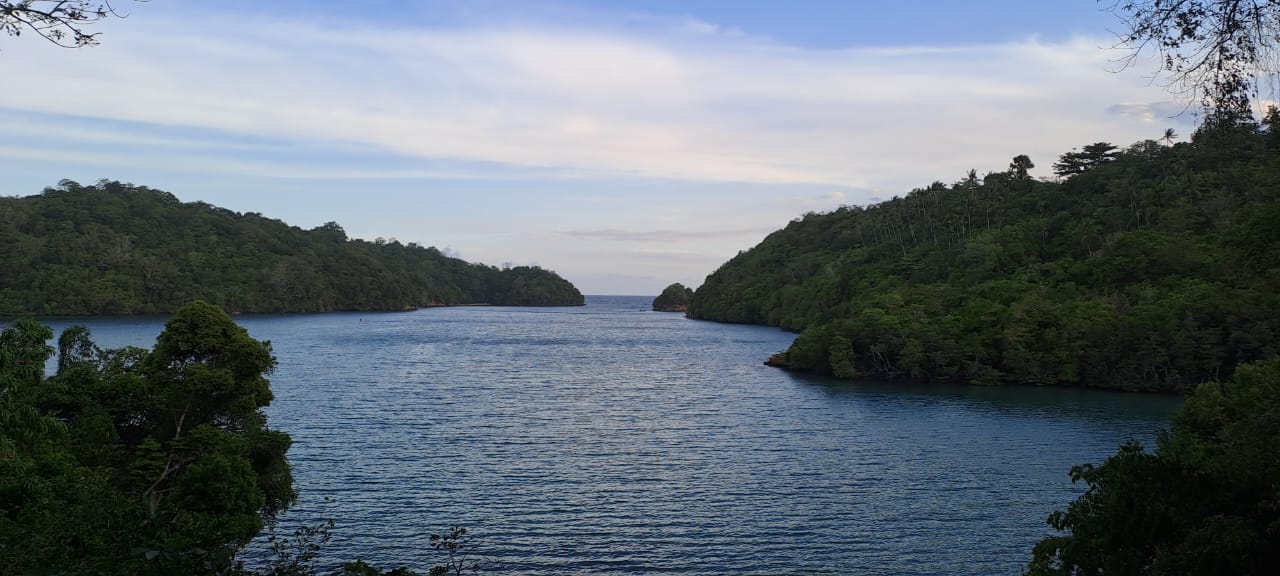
[0,301,588,319]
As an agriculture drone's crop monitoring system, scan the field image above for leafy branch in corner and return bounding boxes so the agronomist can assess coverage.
[1105,0,1280,116]
[1,0,140,48]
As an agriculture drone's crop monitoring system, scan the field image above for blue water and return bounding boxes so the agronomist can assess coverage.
[35,295,1180,575]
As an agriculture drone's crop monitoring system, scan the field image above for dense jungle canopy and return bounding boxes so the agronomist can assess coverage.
[690,113,1280,392]
[0,181,584,315]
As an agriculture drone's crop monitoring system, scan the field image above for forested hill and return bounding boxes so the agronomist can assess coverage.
[0,181,585,315]
[689,116,1280,392]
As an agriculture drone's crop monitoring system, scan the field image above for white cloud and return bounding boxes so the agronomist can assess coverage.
[559,227,776,242]
[1106,101,1197,124]
[0,13,1180,198]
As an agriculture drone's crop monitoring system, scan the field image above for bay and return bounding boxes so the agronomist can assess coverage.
[38,295,1180,575]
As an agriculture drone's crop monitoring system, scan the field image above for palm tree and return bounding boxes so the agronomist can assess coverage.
[1162,128,1178,147]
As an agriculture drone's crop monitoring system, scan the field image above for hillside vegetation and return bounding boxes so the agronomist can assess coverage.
[1027,356,1280,574]
[652,283,694,312]
[690,115,1280,392]
[0,181,584,315]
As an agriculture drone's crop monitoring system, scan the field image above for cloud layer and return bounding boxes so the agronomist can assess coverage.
[3,11,1183,189]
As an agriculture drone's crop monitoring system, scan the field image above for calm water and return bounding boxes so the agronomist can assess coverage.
[37,296,1180,575]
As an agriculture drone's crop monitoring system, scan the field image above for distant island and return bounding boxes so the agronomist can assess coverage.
[652,283,693,312]
[689,117,1280,393]
[0,181,585,315]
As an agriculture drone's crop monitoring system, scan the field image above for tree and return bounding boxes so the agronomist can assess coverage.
[1,1,137,48]
[56,324,98,375]
[1052,142,1120,177]
[1162,127,1179,146]
[0,318,53,383]
[428,526,480,576]
[1027,357,1280,575]
[139,301,296,525]
[1107,0,1280,115]
[0,302,297,575]
[1009,154,1035,179]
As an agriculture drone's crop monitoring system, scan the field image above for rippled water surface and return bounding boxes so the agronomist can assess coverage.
[46,296,1181,575]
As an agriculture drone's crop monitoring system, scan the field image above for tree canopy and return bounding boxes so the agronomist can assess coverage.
[690,119,1280,392]
[1052,142,1120,177]
[0,301,291,574]
[1108,0,1280,115]
[1026,356,1280,575]
[0,181,584,315]
[0,304,443,575]
[652,283,694,312]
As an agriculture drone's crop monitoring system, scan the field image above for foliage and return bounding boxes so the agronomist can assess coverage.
[244,519,336,576]
[338,560,421,576]
[1107,0,1280,115]
[0,0,136,47]
[1053,142,1120,177]
[689,120,1280,392]
[652,282,694,312]
[1026,357,1280,575]
[0,301,292,574]
[0,181,584,315]
[1010,154,1035,179]
[0,305,431,575]
[427,526,480,576]
[226,522,482,576]
[234,518,421,576]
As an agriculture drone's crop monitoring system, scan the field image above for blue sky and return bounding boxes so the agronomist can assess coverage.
[1,1,1195,294]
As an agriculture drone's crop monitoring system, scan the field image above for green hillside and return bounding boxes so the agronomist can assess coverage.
[0,181,584,315]
[652,282,694,312]
[689,115,1280,392]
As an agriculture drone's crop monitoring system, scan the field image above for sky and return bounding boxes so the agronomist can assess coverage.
[0,0,1201,295]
